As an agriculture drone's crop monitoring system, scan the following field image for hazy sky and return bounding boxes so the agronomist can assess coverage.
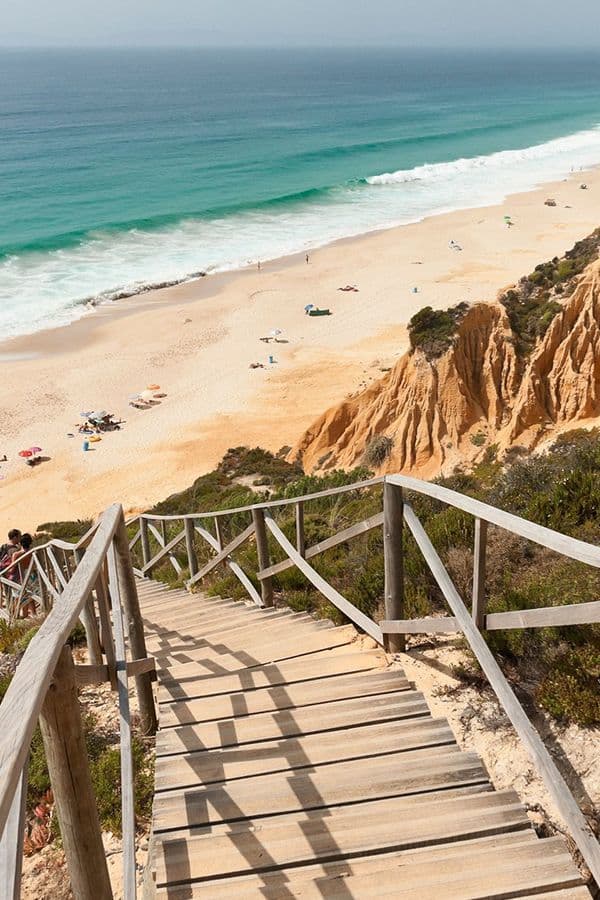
[3,0,600,48]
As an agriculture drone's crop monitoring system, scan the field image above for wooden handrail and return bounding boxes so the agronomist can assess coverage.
[0,503,158,900]
[0,504,122,830]
[402,501,600,884]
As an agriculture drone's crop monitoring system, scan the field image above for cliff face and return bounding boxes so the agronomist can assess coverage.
[292,260,600,477]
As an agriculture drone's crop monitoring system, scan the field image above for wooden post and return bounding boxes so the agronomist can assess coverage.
[139,517,150,568]
[184,518,198,578]
[39,646,113,900]
[95,569,118,690]
[0,759,28,899]
[383,480,405,654]
[214,516,224,551]
[295,501,306,558]
[252,508,273,608]
[472,518,488,629]
[159,520,167,547]
[74,549,103,667]
[114,517,158,736]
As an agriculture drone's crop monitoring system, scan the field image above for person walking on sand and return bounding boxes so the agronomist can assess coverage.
[305,254,309,264]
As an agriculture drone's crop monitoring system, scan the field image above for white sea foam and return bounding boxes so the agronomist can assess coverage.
[2,126,600,341]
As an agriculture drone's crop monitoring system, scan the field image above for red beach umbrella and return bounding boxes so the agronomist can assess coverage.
[19,450,33,458]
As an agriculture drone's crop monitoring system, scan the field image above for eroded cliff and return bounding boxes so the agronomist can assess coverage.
[292,256,600,477]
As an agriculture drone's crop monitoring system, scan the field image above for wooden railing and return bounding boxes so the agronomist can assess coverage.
[2,473,600,895]
[125,474,600,883]
[0,505,156,900]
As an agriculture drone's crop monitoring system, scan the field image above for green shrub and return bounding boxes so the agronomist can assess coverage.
[470,432,486,447]
[363,435,394,468]
[499,229,600,356]
[408,303,468,359]
[538,645,600,726]
[89,737,154,835]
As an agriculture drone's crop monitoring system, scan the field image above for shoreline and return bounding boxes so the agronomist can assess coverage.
[3,161,599,357]
[1,166,599,528]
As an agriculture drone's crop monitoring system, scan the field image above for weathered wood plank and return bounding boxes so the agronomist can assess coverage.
[157,649,386,702]
[153,744,487,832]
[264,513,383,645]
[259,511,384,580]
[486,600,600,630]
[141,528,186,574]
[154,625,357,679]
[155,691,429,756]
[74,657,156,686]
[252,509,273,607]
[107,544,136,900]
[472,517,488,628]
[0,760,28,900]
[115,518,157,735]
[159,670,411,727]
[162,833,576,899]
[187,523,255,586]
[384,481,404,653]
[381,617,459,634]
[154,717,455,791]
[194,526,263,607]
[153,789,528,885]
[147,523,183,576]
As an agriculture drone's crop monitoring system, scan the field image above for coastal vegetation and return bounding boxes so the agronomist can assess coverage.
[38,435,600,729]
[407,230,600,361]
[499,227,600,354]
[407,302,468,359]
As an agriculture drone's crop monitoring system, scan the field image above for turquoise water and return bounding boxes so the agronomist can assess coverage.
[2,48,600,337]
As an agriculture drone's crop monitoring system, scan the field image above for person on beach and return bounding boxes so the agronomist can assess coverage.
[305,254,310,264]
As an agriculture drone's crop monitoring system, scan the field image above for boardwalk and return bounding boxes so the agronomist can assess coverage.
[138,579,589,899]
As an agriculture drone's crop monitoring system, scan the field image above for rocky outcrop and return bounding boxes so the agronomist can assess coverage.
[292,260,600,476]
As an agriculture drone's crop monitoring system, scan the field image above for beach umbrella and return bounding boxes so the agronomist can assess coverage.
[128,393,141,401]
[269,329,282,337]
[80,411,93,418]
[147,383,160,391]
[29,447,42,454]
[140,390,154,402]
[19,450,33,458]
[90,435,102,443]
[90,410,108,420]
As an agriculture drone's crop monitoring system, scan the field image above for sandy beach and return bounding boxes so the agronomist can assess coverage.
[1,168,599,529]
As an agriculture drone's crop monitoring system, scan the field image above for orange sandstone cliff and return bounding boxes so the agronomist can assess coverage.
[292,258,600,477]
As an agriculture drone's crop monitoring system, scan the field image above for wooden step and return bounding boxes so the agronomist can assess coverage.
[154,717,455,791]
[146,615,327,657]
[143,603,292,633]
[157,650,386,703]
[154,625,357,674]
[155,690,429,756]
[156,832,578,899]
[158,670,411,728]
[153,744,488,833]
[153,788,530,885]
[141,598,238,619]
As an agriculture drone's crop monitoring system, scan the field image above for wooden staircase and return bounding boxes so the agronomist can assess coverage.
[137,579,590,899]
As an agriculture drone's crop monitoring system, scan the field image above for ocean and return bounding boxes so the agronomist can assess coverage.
[2,47,600,339]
